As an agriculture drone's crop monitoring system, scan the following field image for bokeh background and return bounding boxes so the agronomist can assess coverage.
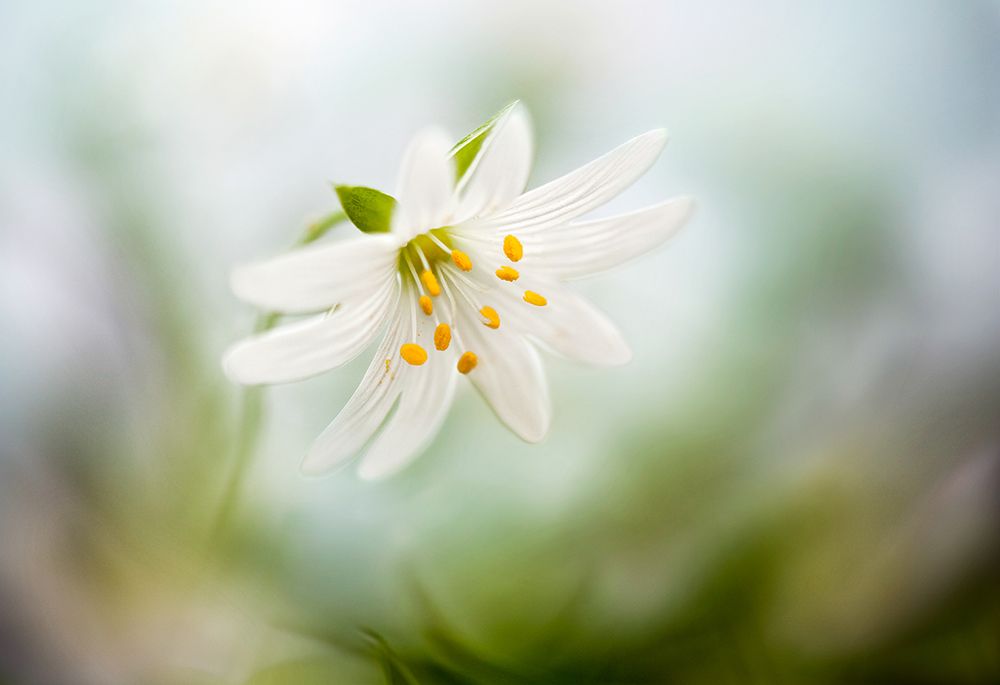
[2,1,999,683]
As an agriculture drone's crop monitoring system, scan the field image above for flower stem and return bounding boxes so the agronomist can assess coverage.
[207,209,346,553]
[301,210,347,245]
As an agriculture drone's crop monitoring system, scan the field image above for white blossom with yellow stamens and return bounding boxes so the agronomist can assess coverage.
[222,102,693,479]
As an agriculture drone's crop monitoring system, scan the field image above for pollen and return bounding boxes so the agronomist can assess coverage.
[451,249,473,271]
[503,234,523,262]
[495,266,519,282]
[523,290,547,306]
[420,269,441,296]
[457,351,478,374]
[434,323,451,351]
[399,343,428,366]
[480,306,500,329]
[419,295,433,315]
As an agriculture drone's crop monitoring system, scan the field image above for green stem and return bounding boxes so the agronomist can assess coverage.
[208,210,347,552]
[302,210,347,245]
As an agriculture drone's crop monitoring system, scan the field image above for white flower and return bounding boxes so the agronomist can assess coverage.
[223,102,693,479]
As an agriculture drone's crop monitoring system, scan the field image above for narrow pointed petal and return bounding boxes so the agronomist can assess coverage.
[222,280,398,385]
[454,103,533,222]
[455,296,551,442]
[393,127,455,240]
[357,340,457,480]
[472,129,668,234]
[300,299,409,474]
[231,236,397,313]
[524,197,694,280]
[494,280,631,366]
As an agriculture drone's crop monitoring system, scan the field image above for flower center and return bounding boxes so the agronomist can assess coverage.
[395,230,544,373]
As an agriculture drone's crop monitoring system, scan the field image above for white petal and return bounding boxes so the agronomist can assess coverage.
[392,127,455,240]
[231,236,397,313]
[357,332,457,480]
[222,279,398,385]
[523,197,694,280]
[472,129,668,235]
[300,298,409,474]
[492,279,631,366]
[453,103,533,222]
[452,284,551,442]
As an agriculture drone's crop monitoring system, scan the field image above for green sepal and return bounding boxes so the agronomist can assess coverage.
[334,185,396,234]
[450,100,518,182]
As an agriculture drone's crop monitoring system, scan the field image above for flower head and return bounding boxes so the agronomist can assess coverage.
[223,102,693,479]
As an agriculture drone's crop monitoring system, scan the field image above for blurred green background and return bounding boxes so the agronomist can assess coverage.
[2,1,999,683]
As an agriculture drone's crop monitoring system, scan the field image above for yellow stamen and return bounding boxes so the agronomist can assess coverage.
[434,323,451,351]
[523,290,547,306]
[457,351,478,374]
[420,269,441,296]
[399,343,428,366]
[503,234,523,262]
[480,305,500,329]
[495,266,519,282]
[419,295,433,315]
[451,249,473,271]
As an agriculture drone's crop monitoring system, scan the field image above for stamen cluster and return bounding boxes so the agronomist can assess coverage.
[397,231,544,374]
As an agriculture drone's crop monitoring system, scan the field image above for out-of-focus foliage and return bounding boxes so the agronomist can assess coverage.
[2,1,998,683]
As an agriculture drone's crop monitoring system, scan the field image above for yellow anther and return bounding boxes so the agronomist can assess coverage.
[479,306,500,329]
[434,323,451,351]
[451,249,473,272]
[419,295,433,316]
[457,351,478,374]
[420,269,441,296]
[503,234,523,262]
[399,343,428,366]
[523,290,547,306]
[495,266,519,282]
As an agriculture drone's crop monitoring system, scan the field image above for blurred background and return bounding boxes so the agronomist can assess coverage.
[2,1,999,683]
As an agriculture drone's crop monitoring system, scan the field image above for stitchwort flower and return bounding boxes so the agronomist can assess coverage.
[223,102,693,479]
